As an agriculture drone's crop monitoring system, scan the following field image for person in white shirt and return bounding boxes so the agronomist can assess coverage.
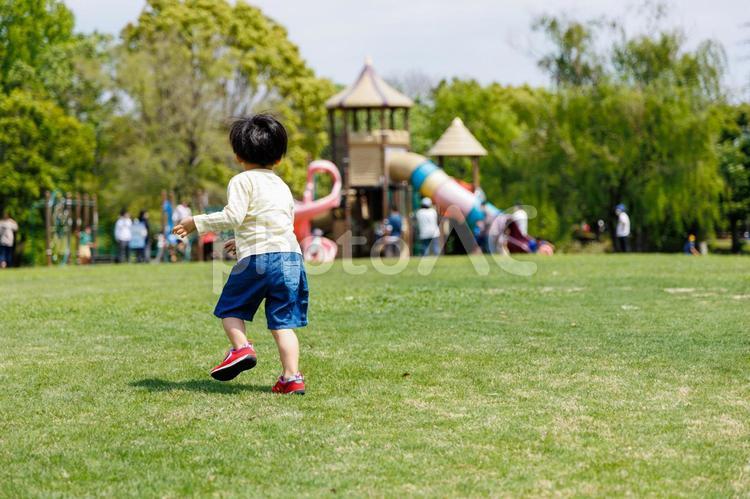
[0,211,19,268]
[615,204,631,252]
[114,209,132,263]
[172,201,193,261]
[416,198,440,256]
[172,114,307,395]
[172,201,192,227]
[511,202,528,236]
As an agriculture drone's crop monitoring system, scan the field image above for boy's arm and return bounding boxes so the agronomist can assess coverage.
[193,175,252,235]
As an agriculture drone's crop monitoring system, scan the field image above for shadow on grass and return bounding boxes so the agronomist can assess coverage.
[130,378,271,394]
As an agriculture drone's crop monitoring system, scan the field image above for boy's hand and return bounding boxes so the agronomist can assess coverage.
[223,239,237,257]
[173,217,196,238]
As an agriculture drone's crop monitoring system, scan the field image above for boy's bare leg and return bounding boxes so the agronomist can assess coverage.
[271,329,299,379]
[222,317,250,350]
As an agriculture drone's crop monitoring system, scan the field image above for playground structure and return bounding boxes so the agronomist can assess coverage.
[43,191,98,266]
[320,58,503,256]
[386,152,553,256]
[326,58,414,257]
[314,59,552,258]
[428,117,488,192]
[293,160,342,262]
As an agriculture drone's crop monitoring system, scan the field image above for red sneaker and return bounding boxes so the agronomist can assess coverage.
[272,373,305,395]
[210,344,257,381]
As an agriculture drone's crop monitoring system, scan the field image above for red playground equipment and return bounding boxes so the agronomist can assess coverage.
[293,160,342,262]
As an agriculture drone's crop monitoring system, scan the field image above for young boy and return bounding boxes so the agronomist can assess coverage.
[173,114,308,395]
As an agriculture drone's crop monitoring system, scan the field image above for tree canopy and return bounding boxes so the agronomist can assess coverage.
[0,89,95,215]
[0,0,101,264]
[104,0,334,214]
[409,13,732,251]
[717,104,750,252]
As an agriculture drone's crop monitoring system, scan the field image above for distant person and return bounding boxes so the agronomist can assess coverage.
[416,198,440,256]
[615,204,630,252]
[305,228,325,263]
[78,226,93,265]
[596,219,606,241]
[162,195,175,237]
[683,234,700,256]
[374,219,387,239]
[154,233,167,263]
[201,231,217,260]
[511,202,528,236]
[139,210,151,262]
[481,200,490,222]
[173,200,193,261]
[474,220,488,254]
[372,219,387,257]
[0,211,19,268]
[175,237,191,262]
[387,207,402,237]
[130,215,148,263]
[162,194,173,223]
[173,199,192,226]
[383,207,403,257]
[114,209,132,263]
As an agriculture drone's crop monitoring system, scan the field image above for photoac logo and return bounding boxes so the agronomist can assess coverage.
[211,204,541,293]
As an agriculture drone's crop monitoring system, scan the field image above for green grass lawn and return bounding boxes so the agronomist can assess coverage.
[1,255,749,497]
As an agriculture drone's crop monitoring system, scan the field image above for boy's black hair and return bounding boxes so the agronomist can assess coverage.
[229,114,288,166]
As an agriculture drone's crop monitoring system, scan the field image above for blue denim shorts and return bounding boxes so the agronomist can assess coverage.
[214,252,309,330]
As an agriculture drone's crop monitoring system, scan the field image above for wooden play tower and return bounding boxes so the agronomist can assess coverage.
[326,58,414,257]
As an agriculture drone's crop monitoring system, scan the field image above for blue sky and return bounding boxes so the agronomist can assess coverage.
[66,0,750,97]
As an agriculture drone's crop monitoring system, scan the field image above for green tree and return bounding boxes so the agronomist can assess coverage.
[0,0,113,122]
[411,79,566,239]
[106,0,334,216]
[717,104,750,252]
[533,15,725,249]
[552,83,722,249]
[0,90,96,234]
[0,0,75,99]
[0,0,105,263]
[533,16,604,87]
[412,12,727,250]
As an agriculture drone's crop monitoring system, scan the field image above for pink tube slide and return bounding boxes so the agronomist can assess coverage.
[293,160,342,262]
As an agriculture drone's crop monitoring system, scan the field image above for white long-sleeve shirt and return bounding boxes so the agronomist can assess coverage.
[616,212,631,237]
[416,208,439,240]
[114,217,132,242]
[0,218,18,247]
[511,208,528,236]
[193,169,301,259]
[172,204,192,224]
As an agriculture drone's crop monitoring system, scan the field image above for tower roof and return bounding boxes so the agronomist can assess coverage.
[325,58,414,109]
[428,117,488,157]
